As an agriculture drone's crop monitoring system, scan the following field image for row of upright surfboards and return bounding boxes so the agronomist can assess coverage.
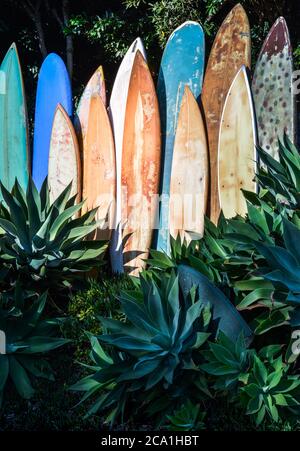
[0,4,296,274]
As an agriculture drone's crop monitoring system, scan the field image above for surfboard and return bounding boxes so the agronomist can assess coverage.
[156,21,205,254]
[74,65,106,156]
[33,53,72,190]
[252,17,295,160]
[0,43,29,193]
[48,104,81,204]
[202,4,251,224]
[82,94,116,241]
[122,51,161,275]
[169,86,208,243]
[109,38,146,273]
[218,66,257,218]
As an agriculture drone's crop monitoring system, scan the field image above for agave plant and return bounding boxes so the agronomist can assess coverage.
[70,272,214,424]
[256,135,300,214]
[0,179,107,292]
[166,400,206,431]
[201,332,252,391]
[239,346,300,426]
[0,288,70,406]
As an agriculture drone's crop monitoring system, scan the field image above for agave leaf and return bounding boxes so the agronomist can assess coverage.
[17,355,55,380]
[0,355,9,391]
[16,336,71,354]
[178,265,253,343]
[8,355,35,399]
[26,179,42,239]
[49,202,84,240]
[6,293,47,342]
[255,242,299,276]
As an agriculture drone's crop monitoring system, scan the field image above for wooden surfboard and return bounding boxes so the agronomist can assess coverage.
[74,65,106,155]
[156,21,205,254]
[48,104,81,204]
[109,38,146,273]
[82,95,116,241]
[169,86,208,243]
[202,4,251,224]
[122,51,161,275]
[0,43,29,194]
[252,17,295,161]
[218,66,256,218]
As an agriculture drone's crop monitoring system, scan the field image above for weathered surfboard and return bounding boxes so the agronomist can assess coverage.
[0,43,29,193]
[169,86,208,243]
[218,66,256,218]
[156,21,205,254]
[48,104,81,204]
[202,4,251,224]
[122,51,161,275]
[109,38,147,273]
[252,17,295,160]
[33,53,72,190]
[74,65,106,155]
[82,94,116,241]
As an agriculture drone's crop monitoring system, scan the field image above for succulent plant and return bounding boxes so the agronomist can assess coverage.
[0,288,70,406]
[70,272,214,424]
[0,179,107,292]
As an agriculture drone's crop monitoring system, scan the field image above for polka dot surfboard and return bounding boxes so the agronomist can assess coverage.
[252,17,295,161]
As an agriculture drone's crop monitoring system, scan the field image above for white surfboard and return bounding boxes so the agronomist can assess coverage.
[218,66,257,218]
[109,38,147,273]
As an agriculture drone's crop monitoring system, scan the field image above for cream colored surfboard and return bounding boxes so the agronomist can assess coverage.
[82,94,116,240]
[48,104,81,203]
[122,51,161,275]
[75,65,106,147]
[169,86,208,243]
[218,66,256,218]
[109,38,147,273]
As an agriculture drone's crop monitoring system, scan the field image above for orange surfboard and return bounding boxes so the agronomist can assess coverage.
[122,51,161,275]
[169,86,208,243]
[48,104,81,204]
[82,95,116,240]
[202,4,251,224]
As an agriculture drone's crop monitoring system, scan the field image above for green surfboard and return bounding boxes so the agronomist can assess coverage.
[0,43,29,193]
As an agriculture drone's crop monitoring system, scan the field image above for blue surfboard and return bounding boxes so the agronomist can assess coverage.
[33,53,72,190]
[156,21,205,254]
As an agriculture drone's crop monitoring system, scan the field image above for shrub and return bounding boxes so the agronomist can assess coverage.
[0,287,70,407]
[0,179,107,294]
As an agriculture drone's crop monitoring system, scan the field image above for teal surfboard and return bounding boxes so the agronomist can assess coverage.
[156,21,205,254]
[0,43,29,193]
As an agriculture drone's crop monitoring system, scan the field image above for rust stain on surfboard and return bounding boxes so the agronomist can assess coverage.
[122,51,161,275]
[201,3,251,224]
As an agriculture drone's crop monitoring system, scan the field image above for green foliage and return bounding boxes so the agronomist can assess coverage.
[70,272,214,425]
[0,179,107,293]
[0,288,70,406]
[201,332,252,391]
[202,332,300,426]
[166,400,206,431]
[63,274,133,360]
[239,347,300,425]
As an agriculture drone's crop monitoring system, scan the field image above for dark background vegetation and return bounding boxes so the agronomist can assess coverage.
[1,0,300,131]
